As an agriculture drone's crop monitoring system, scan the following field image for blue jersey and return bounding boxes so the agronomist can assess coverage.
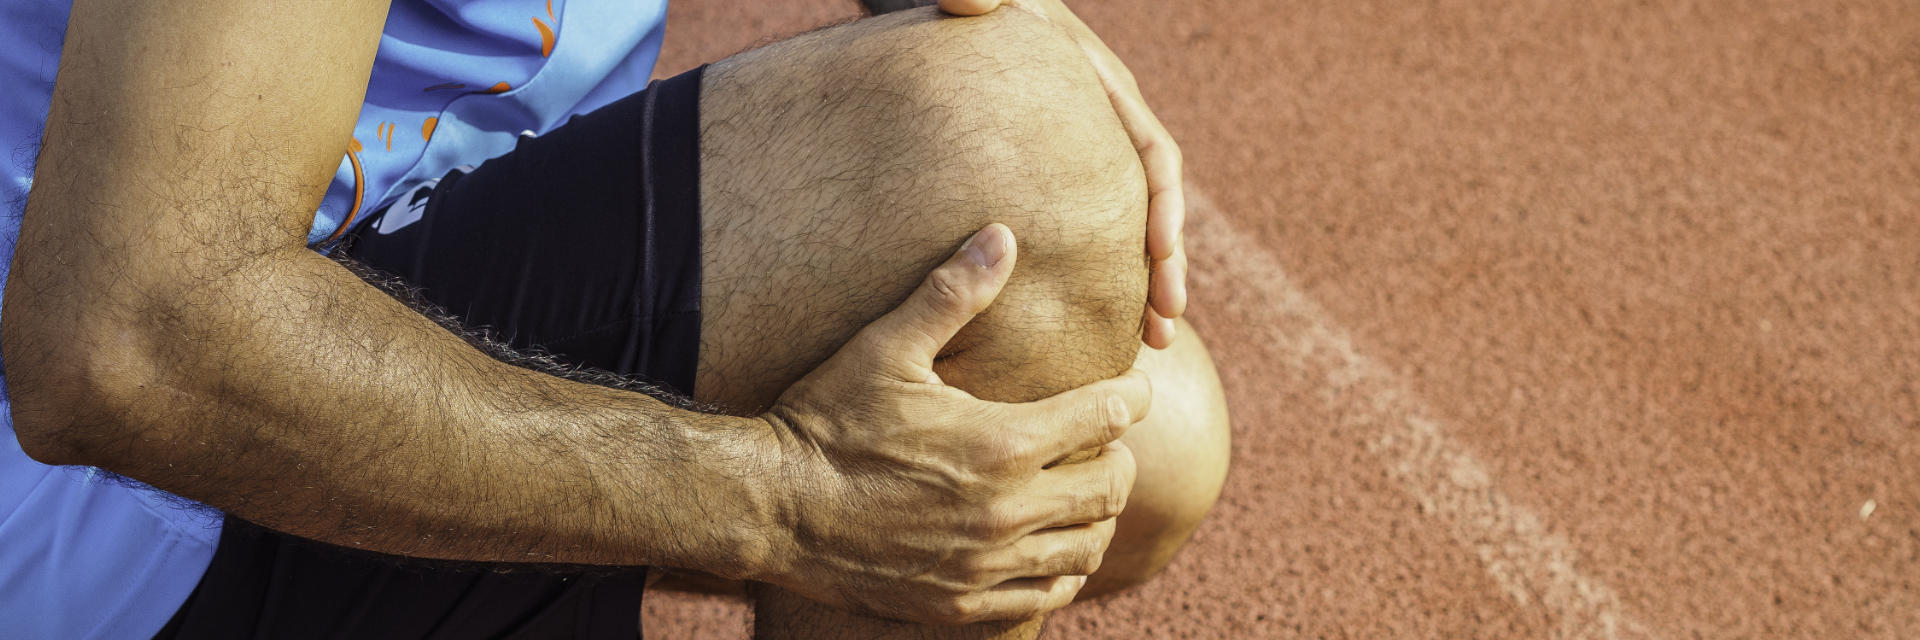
[0,1,666,636]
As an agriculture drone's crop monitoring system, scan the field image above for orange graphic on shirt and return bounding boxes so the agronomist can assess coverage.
[533,17,555,57]
[372,122,399,151]
[419,2,555,95]
[326,138,368,244]
[340,1,557,243]
[535,0,557,57]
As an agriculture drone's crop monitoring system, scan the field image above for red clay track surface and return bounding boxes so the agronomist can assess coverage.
[643,1,1920,637]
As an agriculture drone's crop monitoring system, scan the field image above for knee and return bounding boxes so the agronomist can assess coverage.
[846,9,1153,397]
[721,5,1147,238]
[699,7,1148,403]
[862,6,1147,239]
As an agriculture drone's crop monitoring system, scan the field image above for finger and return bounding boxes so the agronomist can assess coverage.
[1033,442,1137,526]
[937,0,1004,15]
[1146,164,1185,260]
[971,519,1116,584]
[1149,242,1189,318]
[1142,139,1186,261]
[1012,369,1151,463]
[1143,309,1176,350]
[1081,40,1151,133]
[849,224,1016,381]
[1075,41,1186,263]
[968,575,1087,622]
[1021,4,1188,268]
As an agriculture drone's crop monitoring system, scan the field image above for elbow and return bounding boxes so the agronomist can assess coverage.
[10,400,87,468]
[1,295,152,468]
[6,353,89,468]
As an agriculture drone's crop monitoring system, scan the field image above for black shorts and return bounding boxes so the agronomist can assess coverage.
[155,66,707,640]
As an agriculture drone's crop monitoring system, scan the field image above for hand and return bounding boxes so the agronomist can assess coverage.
[939,0,1188,350]
[755,223,1150,624]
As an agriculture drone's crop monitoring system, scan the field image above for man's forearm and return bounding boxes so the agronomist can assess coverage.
[123,254,777,570]
[3,0,778,577]
[10,233,782,575]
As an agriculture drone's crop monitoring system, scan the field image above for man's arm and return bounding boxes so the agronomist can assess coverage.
[5,0,775,573]
[5,0,1143,623]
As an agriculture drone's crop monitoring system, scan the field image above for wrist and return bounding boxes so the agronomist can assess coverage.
[737,410,809,586]
[715,412,793,582]
[622,408,794,581]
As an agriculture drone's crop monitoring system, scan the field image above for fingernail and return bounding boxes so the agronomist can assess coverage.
[963,224,1009,268]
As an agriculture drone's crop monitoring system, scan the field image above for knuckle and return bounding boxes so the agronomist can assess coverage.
[937,597,979,625]
[1106,460,1133,517]
[1070,490,1103,523]
[976,501,1025,540]
[923,269,972,315]
[1054,534,1099,576]
[1082,529,1115,565]
[971,429,1025,471]
[1082,540,1107,575]
[1098,394,1127,439]
[955,554,995,583]
[996,432,1039,468]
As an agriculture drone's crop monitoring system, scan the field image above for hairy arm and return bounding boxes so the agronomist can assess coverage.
[4,0,777,574]
[6,2,1143,624]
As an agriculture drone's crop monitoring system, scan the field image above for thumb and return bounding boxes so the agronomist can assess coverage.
[851,223,1016,381]
[938,0,1005,16]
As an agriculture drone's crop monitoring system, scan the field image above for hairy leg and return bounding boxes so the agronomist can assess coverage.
[695,8,1145,413]
[687,7,1227,638]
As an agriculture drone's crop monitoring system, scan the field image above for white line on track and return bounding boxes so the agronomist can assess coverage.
[1186,189,1654,640]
